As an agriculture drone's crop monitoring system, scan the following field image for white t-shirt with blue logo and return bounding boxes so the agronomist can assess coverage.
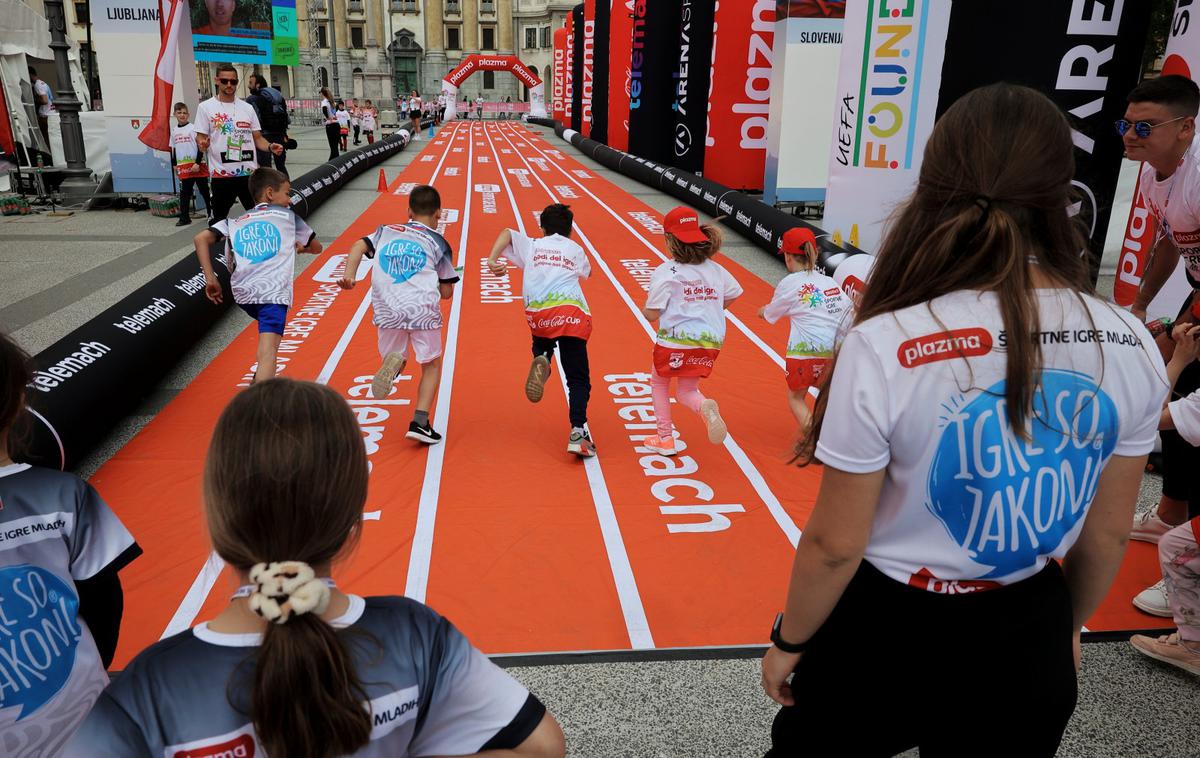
[0,463,140,756]
[212,203,314,307]
[363,222,458,330]
[816,289,1168,592]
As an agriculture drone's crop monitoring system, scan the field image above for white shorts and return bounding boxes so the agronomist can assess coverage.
[378,328,442,364]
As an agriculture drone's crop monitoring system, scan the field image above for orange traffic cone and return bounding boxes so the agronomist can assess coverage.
[377,168,388,192]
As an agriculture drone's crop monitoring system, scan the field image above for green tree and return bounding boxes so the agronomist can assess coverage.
[1145,0,1178,74]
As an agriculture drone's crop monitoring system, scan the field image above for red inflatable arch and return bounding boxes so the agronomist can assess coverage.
[441,54,547,120]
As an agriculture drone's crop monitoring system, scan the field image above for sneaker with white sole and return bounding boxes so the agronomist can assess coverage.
[371,352,407,399]
[1132,578,1173,618]
[699,399,728,444]
[1130,632,1200,676]
[1130,510,1174,544]
[567,430,596,457]
[405,420,442,445]
[525,354,551,403]
[642,435,677,456]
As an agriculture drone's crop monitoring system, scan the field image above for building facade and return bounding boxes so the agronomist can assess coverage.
[511,0,573,104]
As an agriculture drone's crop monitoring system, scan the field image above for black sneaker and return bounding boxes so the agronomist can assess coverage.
[406,420,442,445]
[175,218,192,226]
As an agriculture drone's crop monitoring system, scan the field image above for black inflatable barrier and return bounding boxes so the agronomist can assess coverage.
[20,128,423,471]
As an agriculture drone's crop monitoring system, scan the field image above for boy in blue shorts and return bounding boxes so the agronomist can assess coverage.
[194,167,322,382]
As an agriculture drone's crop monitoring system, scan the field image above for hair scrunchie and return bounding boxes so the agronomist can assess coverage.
[248,561,331,625]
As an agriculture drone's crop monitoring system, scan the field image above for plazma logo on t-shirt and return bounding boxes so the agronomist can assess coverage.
[0,565,83,719]
[927,370,1118,578]
[233,222,282,264]
[379,240,426,284]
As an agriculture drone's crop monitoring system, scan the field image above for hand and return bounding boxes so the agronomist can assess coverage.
[757,305,768,321]
[337,276,355,290]
[1072,629,1082,672]
[488,259,507,276]
[760,645,802,706]
[204,278,223,305]
[270,143,284,155]
[1171,324,1200,364]
[196,135,210,153]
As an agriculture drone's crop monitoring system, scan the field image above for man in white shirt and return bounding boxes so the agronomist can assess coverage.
[194,63,284,222]
[28,66,53,149]
[476,95,485,120]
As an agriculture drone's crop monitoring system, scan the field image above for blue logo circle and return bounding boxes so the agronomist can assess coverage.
[233,221,282,264]
[0,565,81,720]
[927,369,1118,578]
[378,239,426,284]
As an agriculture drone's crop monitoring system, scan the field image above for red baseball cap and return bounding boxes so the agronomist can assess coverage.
[663,206,708,244]
[781,227,818,256]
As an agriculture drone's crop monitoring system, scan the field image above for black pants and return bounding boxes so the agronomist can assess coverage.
[533,336,590,428]
[1161,294,1200,520]
[209,176,254,223]
[179,177,211,221]
[353,124,361,144]
[768,561,1076,758]
[256,133,287,175]
[325,122,341,160]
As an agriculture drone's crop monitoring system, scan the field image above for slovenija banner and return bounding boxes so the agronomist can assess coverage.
[607,0,635,151]
[704,0,775,191]
[553,27,568,123]
[628,0,681,164]
[1113,0,1199,316]
[671,0,716,175]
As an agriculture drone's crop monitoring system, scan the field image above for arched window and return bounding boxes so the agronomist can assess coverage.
[317,66,329,88]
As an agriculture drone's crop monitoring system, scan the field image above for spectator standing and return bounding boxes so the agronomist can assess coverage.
[320,87,339,160]
[476,94,485,120]
[171,101,211,226]
[408,90,423,140]
[194,63,283,222]
[28,66,53,149]
[246,73,290,175]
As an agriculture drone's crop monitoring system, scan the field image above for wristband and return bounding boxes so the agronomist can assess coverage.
[770,613,809,654]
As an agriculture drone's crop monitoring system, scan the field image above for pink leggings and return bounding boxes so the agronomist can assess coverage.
[1161,518,1200,642]
[650,369,706,439]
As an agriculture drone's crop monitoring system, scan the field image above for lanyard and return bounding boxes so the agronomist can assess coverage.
[231,577,336,600]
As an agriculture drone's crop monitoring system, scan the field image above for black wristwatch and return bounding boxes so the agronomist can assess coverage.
[770,613,809,654]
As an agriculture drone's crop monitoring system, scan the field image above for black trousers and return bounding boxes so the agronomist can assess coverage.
[768,561,1076,758]
[256,133,288,175]
[1162,294,1200,520]
[533,336,590,428]
[178,177,211,221]
[325,122,341,160]
[209,176,254,223]
[353,123,361,144]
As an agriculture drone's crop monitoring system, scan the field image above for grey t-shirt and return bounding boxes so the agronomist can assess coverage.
[68,596,542,757]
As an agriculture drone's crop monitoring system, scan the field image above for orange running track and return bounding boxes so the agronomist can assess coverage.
[95,122,1168,668]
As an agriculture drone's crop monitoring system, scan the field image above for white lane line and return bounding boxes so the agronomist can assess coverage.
[404,124,477,602]
[483,125,654,649]
[495,125,800,548]
[506,124,785,369]
[161,125,465,639]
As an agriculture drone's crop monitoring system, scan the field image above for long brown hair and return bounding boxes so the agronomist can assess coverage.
[0,332,32,458]
[665,224,724,264]
[204,379,371,757]
[797,83,1094,464]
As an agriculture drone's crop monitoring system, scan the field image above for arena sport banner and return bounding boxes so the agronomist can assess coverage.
[571,4,585,131]
[763,0,845,203]
[590,0,611,144]
[189,0,299,65]
[704,0,775,191]
[936,0,1151,277]
[607,0,635,151]
[22,134,416,471]
[670,0,716,175]
[553,27,568,122]
[627,0,682,164]
[1114,0,1200,318]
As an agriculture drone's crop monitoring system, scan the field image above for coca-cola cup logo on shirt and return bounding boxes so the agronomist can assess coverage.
[928,369,1118,578]
[233,222,282,265]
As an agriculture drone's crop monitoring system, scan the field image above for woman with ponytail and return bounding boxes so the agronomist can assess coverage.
[69,379,565,758]
[760,84,1168,756]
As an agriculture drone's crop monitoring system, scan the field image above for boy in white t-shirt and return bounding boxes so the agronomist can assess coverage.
[760,227,852,430]
[487,204,595,457]
[171,102,211,227]
[338,185,459,444]
[194,168,323,383]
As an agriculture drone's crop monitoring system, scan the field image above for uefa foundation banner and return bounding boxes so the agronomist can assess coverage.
[704,0,775,191]
[628,0,681,164]
[608,0,635,151]
[671,0,716,175]
[1114,0,1199,317]
[189,0,299,65]
[823,0,951,253]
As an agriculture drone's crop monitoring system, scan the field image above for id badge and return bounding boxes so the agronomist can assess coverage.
[223,134,245,163]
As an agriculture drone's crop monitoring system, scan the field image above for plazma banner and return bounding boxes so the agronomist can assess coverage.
[607,0,635,151]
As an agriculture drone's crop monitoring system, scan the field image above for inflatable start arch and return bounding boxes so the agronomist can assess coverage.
[442,55,547,121]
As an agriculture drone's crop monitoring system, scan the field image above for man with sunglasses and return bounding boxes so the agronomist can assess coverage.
[1120,74,1200,617]
[194,63,284,222]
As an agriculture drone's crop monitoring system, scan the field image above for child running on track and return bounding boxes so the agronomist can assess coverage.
[759,227,853,431]
[641,207,743,455]
[66,378,566,757]
[339,184,459,445]
[195,167,323,383]
[486,204,596,457]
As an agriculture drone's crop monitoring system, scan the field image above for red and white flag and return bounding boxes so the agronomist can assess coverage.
[138,0,184,152]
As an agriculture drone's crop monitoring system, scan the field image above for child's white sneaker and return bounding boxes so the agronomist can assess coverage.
[1132,578,1173,618]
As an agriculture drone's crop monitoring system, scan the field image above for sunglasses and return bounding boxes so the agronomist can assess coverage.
[1115,115,1187,138]
[218,78,239,85]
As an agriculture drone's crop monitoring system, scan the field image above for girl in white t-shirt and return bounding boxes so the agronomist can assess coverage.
[760,226,852,430]
[760,84,1168,756]
[335,101,350,151]
[641,206,743,456]
[361,99,377,144]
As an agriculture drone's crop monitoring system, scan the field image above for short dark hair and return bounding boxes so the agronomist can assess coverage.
[173,101,188,111]
[409,185,442,216]
[215,62,237,77]
[252,74,269,88]
[539,204,573,237]
[249,167,289,202]
[27,67,37,78]
[1128,74,1200,117]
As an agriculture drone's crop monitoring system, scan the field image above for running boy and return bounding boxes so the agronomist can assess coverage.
[338,185,458,444]
[641,207,743,455]
[759,227,852,430]
[194,167,322,383]
[486,204,595,457]
[171,101,211,226]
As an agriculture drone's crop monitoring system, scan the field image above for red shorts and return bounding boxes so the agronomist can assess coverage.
[653,345,719,378]
[785,356,830,391]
